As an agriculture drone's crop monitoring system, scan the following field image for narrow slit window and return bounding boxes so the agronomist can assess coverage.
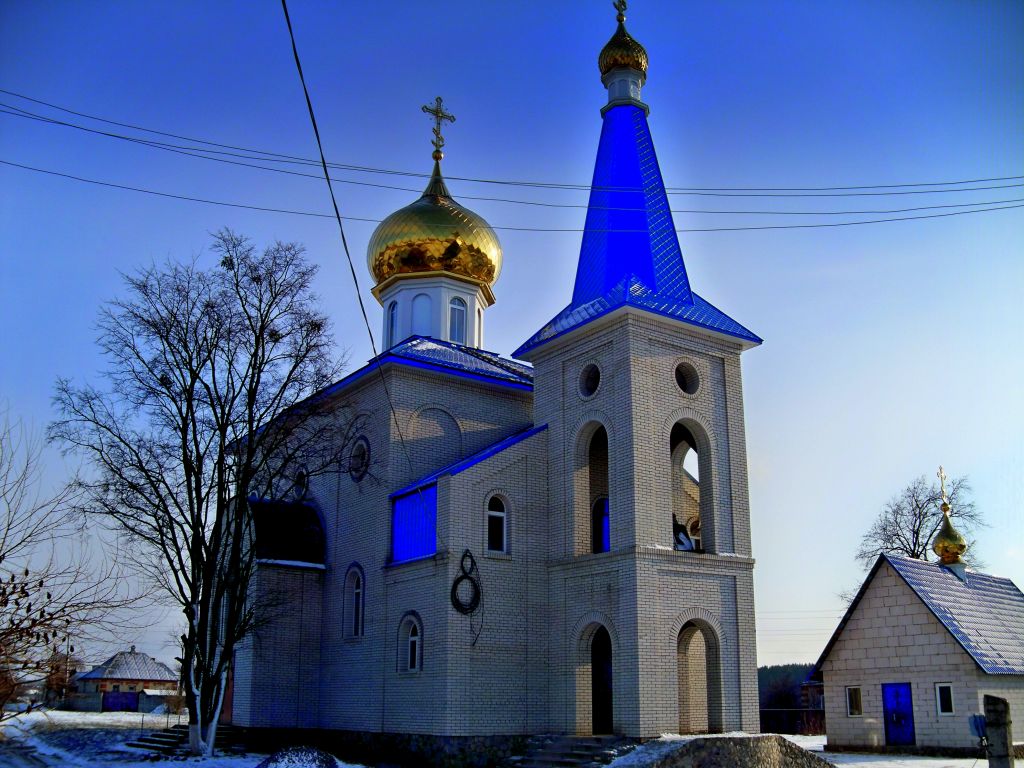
[408,623,420,671]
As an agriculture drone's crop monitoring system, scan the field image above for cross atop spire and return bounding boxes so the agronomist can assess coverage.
[937,465,949,507]
[421,96,456,162]
[613,0,627,23]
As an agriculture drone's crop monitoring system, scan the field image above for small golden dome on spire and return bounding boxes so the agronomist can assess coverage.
[598,1,649,77]
[932,466,968,565]
[367,98,502,302]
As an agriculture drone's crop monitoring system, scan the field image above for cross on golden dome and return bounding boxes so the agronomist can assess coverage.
[421,97,455,162]
[937,465,949,506]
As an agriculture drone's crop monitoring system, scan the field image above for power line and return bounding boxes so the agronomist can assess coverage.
[4,158,1022,234]
[7,104,1024,215]
[2,86,1022,196]
[278,0,418,486]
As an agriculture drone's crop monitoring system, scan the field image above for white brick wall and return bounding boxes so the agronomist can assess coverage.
[233,303,761,740]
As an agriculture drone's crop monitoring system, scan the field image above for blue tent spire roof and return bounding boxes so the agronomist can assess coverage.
[513,26,761,357]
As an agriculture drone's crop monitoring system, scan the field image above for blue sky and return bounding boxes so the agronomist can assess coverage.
[1,1,1022,667]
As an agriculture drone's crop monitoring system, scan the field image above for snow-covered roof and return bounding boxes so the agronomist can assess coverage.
[78,647,176,682]
[814,554,1024,677]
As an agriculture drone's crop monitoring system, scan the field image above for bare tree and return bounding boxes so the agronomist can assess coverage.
[0,410,136,720]
[50,229,355,755]
[854,473,983,569]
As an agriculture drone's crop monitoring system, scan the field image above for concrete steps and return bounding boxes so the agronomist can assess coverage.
[507,735,636,768]
[125,722,246,756]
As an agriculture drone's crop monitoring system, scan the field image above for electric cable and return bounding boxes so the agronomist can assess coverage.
[2,87,1022,196]
[4,158,1022,233]
[6,105,1023,215]
[278,0,418,486]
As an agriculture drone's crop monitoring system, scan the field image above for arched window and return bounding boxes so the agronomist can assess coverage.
[411,293,432,337]
[386,301,398,348]
[591,497,610,553]
[449,297,467,344]
[476,307,483,347]
[344,565,365,638]
[398,614,423,672]
[486,496,506,553]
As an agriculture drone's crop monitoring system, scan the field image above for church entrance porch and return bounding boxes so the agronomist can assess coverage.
[677,620,723,734]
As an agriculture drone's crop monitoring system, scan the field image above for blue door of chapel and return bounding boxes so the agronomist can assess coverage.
[882,683,915,746]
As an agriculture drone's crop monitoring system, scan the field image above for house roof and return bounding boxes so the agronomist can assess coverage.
[814,553,1024,678]
[513,103,760,358]
[78,648,176,682]
[391,424,547,499]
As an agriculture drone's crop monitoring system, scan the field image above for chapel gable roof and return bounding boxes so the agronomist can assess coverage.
[813,553,1024,678]
[78,648,176,682]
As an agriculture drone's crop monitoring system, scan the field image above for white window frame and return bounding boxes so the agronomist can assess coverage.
[407,622,420,672]
[398,614,423,674]
[486,496,507,554]
[846,686,863,717]
[386,301,397,347]
[934,682,954,716]
[449,297,467,345]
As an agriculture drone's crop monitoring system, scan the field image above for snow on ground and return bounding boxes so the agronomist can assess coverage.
[0,710,367,768]
[606,733,986,768]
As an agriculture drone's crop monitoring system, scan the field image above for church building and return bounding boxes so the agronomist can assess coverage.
[231,4,762,748]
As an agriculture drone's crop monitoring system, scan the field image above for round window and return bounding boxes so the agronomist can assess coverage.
[579,364,601,398]
[349,437,370,481]
[674,361,699,395]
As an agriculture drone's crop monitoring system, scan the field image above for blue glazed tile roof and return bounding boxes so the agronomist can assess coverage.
[885,554,1024,675]
[814,554,1024,678]
[515,277,761,356]
[514,104,759,358]
[79,649,176,682]
[392,424,547,498]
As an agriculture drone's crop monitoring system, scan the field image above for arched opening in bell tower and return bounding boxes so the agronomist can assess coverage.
[670,420,712,553]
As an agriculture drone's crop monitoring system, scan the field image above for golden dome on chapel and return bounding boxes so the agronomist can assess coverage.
[367,160,502,302]
[598,2,649,77]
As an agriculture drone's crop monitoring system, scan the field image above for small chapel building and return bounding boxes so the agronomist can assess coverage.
[812,481,1024,753]
[231,5,761,748]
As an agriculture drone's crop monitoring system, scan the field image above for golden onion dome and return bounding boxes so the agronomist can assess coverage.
[598,5,649,77]
[932,501,968,565]
[367,160,502,302]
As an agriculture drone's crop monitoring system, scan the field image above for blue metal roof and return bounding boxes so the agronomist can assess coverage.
[514,103,760,358]
[814,554,1024,677]
[391,424,547,499]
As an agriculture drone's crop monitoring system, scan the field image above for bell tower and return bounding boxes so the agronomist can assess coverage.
[515,2,761,738]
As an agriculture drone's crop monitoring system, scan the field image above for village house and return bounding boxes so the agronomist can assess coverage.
[73,646,178,713]
[812,476,1024,754]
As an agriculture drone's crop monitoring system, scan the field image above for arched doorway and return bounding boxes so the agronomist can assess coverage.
[677,620,722,734]
[591,626,613,734]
